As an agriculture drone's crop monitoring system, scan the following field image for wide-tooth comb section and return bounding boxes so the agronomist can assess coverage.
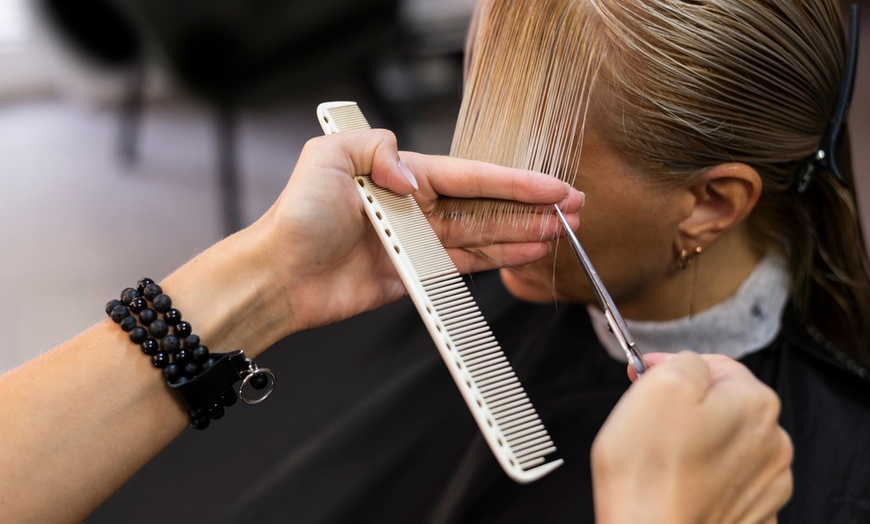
[316,101,562,483]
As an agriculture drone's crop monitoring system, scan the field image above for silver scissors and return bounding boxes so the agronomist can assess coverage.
[553,205,648,375]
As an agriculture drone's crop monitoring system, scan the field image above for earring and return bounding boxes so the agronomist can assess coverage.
[675,245,704,318]
[676,246,703,270]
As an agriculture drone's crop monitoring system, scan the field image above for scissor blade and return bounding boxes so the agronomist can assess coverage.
[553,206,647,375]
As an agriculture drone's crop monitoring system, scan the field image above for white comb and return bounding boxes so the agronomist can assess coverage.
[316,101,562,483]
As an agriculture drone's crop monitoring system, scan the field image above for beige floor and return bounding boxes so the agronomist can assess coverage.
[2,4,869,374]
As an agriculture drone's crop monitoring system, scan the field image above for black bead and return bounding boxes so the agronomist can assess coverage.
[119,316,138,332]
[208,403,225,420]
[138,308,157,326]
[219,388,238,407]
[250,372,269,390]
[151,352,170,368]
[175,348,191,364]
[160,334,180,353]
[192,345,209,363]
[170,375,188,386]
[143,283,162,301]
[149,319,169,339]
[128,297,147,314]
[152,293,172,313]
[137,277,155,293]
[184,334,200,349]
[164,308,182,325]
[105,299,124,316]
[129,326,148,344]
[190,415,210,430]
[190,406,210,429]
[109,304,129,323]
[184,361,199,377]
[203,357,217,371]
[141,338,159,356]
[175,321,192,339]
[163,363,181,382]
[120,287,141,305]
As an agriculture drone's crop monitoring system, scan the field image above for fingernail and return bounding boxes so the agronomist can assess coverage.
[398,160,419,191]
[558,190,585,210]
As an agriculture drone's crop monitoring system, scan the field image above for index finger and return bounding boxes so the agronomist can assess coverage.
[631,351,712,403]
[400,151,581,206]
[628,352,758,385]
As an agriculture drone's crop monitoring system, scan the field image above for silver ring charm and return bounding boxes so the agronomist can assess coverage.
[238,365,277,405]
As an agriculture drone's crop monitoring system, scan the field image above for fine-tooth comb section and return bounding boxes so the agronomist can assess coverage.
[316,101,562,483]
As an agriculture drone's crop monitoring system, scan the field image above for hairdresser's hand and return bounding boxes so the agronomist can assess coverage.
[0,128,579,524]
[591,352,793,524]
[257,129,583,334]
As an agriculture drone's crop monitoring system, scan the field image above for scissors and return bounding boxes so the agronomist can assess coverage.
[553,205,648,376]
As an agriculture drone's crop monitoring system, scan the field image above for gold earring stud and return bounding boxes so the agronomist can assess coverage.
[676,246,703,270]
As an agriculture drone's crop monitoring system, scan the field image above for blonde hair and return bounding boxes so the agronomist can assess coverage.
[450,0,870,366]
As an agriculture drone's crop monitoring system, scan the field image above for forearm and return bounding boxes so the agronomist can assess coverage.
[0,224,290,523]
[0,321,187,523]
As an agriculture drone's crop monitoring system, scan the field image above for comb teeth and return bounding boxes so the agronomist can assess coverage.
[316,101,562,483]
[317,101,371,134]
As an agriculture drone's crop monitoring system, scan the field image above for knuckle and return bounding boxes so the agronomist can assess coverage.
[590,431,618,466]
[302,135,326,153]
[739,379,781,421]
[758,386,783,420]
[373,128,398,146]
[650,365,696,395]
[778,428,795,465]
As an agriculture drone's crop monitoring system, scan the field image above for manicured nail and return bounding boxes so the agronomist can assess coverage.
[398,160,418,191]
[558,190,585,210]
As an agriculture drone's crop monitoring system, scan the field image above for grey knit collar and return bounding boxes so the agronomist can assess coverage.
[589,254,790,363]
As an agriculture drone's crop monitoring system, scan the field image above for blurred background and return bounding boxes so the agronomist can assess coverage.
[0,0,475,374]
[1,0,869,373]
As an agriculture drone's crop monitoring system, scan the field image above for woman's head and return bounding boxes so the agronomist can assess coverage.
[450,0,870,362]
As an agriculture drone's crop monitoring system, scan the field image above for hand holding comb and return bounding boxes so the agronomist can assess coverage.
[316,101,563,483]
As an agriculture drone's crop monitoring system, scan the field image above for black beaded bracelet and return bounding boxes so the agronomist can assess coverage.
[106,278,276,429]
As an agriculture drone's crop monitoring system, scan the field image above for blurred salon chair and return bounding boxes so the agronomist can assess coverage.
[38,0,404,235]
[37,0,146,165]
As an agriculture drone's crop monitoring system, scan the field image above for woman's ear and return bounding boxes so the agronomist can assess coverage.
[676,163,762,248]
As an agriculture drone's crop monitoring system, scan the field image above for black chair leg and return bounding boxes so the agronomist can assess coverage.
[119,63,144,166]
[216,104,242,236]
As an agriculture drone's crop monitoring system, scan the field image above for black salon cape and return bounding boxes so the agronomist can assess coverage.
[88,270,870,523]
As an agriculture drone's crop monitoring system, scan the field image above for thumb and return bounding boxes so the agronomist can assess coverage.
[368,135,418,195]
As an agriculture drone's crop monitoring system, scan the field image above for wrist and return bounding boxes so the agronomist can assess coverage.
[159,221,290,360]
[108,276,278,430]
